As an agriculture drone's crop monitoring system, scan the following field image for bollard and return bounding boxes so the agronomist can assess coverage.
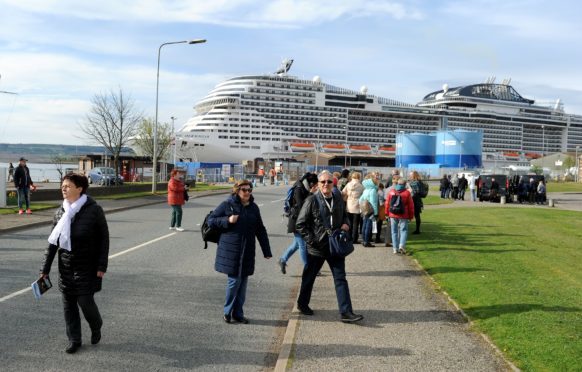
[500,196,506,205]
[548,199,554,207]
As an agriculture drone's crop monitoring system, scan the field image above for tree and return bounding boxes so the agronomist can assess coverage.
[530,164,543,175]
[562,156,575,170]
[50,154,69,180]
[132,118,173,166]
[80,89,142,183]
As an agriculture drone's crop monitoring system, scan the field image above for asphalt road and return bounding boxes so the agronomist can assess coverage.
[0,186,299,371]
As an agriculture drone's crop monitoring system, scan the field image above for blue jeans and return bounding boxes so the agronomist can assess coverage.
[17,187,30,210]
[361,215,374,244]
[224,275,248,318]
[470,189,476,202]
[390,218,410,251]
[281,232,308,265]
[297,254,353,314]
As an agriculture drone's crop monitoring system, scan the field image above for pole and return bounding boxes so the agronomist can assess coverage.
[344,123,348,168]
[576,146,580,183]
[459,140,464,170]
[171,116,177,166]
[152,39,206,194]
[315,120,320,172]
[541,125,545,158]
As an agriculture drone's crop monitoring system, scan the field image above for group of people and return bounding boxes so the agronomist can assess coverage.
[439,173,474,201]
[38,166,424,355]
[516,177,547,204]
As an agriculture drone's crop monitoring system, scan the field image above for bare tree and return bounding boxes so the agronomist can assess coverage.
[50,154,69,180]
[80,89,142,183]
[132,117,173,165]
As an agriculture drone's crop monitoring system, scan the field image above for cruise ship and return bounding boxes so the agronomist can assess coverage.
[176,60,582,164]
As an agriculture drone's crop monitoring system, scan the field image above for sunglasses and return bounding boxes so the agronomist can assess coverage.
[239,187,253,193]
[319,180,333,184]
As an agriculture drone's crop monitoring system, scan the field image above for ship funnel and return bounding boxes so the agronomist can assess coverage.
[313,76,321,84]
[442,83,449,93]
[360,85,368,95]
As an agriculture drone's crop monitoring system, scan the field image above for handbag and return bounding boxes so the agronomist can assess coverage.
[314,193,354,257]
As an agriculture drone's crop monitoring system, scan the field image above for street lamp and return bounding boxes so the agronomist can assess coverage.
[344,124,349,168]
[541,125,545,158]
[152,38,206,194]
[315,120,321,172]
[576,145,580,183]
[459,140,464,169]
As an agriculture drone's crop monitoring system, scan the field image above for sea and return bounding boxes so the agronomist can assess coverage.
[1,162,77,183]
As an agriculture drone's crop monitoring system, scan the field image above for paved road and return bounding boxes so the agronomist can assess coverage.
[0,186,299,371]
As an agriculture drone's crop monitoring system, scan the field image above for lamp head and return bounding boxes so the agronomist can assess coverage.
[188,39,206,44]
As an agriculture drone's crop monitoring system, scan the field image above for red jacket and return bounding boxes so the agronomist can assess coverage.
[385,188,415,219]
[167,178,185,206]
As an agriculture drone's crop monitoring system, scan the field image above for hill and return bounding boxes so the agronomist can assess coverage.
[0,143,135,163]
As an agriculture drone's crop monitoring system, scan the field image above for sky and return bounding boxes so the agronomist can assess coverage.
[1,0,581,145]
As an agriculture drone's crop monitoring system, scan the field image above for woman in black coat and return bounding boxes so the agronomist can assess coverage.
[41,174,109,354]
[209,180,272,324]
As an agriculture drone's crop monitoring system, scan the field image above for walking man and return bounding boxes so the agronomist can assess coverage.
[14,157,36,214]
[296,170,364,323]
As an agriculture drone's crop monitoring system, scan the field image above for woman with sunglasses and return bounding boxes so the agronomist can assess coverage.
[209,180,272,324]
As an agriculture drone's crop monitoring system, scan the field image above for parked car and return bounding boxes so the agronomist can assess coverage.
[88,167,124,186]
[477,174,508,202]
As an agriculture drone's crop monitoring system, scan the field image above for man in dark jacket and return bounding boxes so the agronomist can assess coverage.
[295,170,363,323]
[14,157,36,214]
[439,174,449,199]
[279,172,318,274]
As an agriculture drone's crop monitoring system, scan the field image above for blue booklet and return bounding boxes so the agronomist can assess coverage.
[32,277,53,299]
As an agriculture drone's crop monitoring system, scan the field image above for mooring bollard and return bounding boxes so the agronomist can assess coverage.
[548,199,554,207]
[500,196,506,205]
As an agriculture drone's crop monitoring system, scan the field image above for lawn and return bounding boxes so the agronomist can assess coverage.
[546,182,582,193]
[409,207,581,371]
[0,203,59,215]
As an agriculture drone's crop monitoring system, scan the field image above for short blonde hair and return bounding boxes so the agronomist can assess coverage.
[351,172,361,180]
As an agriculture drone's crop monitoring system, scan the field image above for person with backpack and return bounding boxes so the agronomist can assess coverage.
[208,180,272,324]
[375,183,385,243]
[337,169,350,191]
[278,173,319,274]
[386,178,415,254]
[295,170,364,323]
[358,175,379,247]
[408,171,424,235]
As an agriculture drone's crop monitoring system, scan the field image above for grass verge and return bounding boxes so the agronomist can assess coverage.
[409,207,581,371]
[546,182,582,193]
[0,203,59,215]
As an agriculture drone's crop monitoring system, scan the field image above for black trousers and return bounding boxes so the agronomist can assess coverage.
[297,254,353,314]
[62,293,102,343]
[347,212,361,243]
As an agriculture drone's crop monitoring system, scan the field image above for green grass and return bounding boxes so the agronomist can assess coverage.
[546,182,582,193]
[422,195,454,206]
[410,207,581,371]
[0,203,59,215]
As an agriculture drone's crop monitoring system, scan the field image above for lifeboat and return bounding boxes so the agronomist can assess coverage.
[349,145,372,153]
[322,144,346,152]
[525,152,541,159]
[290,143,315,152]
[378,146,396,154]
[503,151,520,159]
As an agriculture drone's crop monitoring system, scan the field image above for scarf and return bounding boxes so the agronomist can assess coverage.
[48,194,88,251]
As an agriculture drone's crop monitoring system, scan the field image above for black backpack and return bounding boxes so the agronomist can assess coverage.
[201,210,221,249]
[419,181,429,198]
[283,186,296,217]
[389,192,405,214]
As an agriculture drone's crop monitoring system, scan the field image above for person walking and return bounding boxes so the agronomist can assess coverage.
[439,174,449,199]
[490,178,500,202]
[14,157,36,214]
[342,172,364,244]
[468,174,477,202]
[451,174,459,199]
[408,171,424,235]
[458,174,467,200]
[337,169,350,191]
[296,170,363,323]
[536,179,546,205]
[257,168,265,185]
[167,169,187,231]
[279,173,318,274]
[269,168,277,185]
[209,180,272,324]
[359,176,378,247]
[386,178,415,254]
[7,162,14,182]
[40,173,109,354]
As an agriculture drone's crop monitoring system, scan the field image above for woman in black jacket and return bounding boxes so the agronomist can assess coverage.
[209,180,272,324]
[40,174,109,354]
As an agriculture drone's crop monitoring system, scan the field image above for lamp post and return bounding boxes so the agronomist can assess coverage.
[459,140,464,170]
[576,145,580,183]
[152,38,206,194]
[315,120,321,172]
[344,124,349,168]
[541,125,545,158]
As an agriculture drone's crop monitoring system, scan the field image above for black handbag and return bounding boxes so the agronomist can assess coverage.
[315,193,354,257]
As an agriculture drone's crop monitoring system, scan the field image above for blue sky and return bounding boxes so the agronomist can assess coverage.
[1,0,581,145]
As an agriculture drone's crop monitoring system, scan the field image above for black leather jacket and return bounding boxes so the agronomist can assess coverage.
[296,190,349,257]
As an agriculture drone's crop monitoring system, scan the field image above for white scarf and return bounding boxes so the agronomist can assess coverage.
[48,194,88,251]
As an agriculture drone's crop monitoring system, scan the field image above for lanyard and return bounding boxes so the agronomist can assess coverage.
[319,190,334,227]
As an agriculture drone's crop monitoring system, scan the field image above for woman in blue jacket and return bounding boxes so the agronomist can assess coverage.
[359,176,379,247]
[209,180,272,324]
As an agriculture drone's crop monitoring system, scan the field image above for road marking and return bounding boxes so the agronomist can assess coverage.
[0,232,177,303]
[271,198,285,203]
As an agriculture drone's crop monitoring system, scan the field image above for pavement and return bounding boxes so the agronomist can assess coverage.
[2,189,581,371]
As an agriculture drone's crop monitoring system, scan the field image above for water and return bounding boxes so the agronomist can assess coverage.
[1,162,77,183]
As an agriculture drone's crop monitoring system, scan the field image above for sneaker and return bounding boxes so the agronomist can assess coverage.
[175,227,185,232]
[169,227,176,230]
[392,250,398,254]
[18,209,24,215]
[399,247,407,255]
[26,209,32,214]
[340,312,364,323]
[232,315,249,324]
[297,304,314,316]
[278,258,287,274]
[363,243,375,247]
